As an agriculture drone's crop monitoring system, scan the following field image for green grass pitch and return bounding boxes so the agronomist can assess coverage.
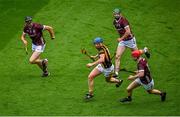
[0,0,179,115]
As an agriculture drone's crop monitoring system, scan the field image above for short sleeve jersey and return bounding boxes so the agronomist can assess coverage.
[23,23,45,45]
[113,17,134,40]
[137,58,152,84]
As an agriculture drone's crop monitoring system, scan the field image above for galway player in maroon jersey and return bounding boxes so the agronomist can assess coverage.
[120,50,166,103]
[113,8,150,77]
[21,16,55,77]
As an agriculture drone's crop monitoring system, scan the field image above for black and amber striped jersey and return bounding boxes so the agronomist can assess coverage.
[98,44,112,68]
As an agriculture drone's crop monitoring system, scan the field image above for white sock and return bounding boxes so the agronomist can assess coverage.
[144,47,148,53]
[115,71,119,75]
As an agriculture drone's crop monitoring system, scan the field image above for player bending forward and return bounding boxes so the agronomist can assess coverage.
[21,16,55,77]
[120,50,166,103]
[85,37,123,100]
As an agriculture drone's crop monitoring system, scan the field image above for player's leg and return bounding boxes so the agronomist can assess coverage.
[30,44,44,66]
[147,89,162,95]
[127,81,141,98]
[103,64,123,87]
[147,89,167,101]
[105,76,123,88]
[120,80,141,103]
[129,37,150,58]
[33,55,44,69]
[41,58,49,77]
[143,79,166,101]
[29,51,42,65]
[31,44,49,77]
[115,45,126,76]
[86,67,102,99]
[29,52,47,71]
[36,57,49,74]
[106,76,121,83]
[36,57,43,70]
[29,51,49,77]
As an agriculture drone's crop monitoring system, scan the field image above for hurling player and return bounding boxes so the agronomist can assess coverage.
[113,8,150,77]
[120,50,166,103]
[21,16,55,77]
[85,37,123,100]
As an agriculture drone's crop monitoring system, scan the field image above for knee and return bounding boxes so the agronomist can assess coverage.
[105,77,111,82]
[88,75,94,81]
[126,87,132,92]
[147,90,153,94]
[29,59,35,64]
[115,55,121,60]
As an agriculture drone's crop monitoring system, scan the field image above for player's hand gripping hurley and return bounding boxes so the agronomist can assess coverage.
[81,48,135,74]
[81,48,96,61]
[81,48,115,61]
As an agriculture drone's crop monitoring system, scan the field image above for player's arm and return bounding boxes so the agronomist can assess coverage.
[87,54,105,68]
[44,25,55,39]
[128,70,144,80]
[118,26,131,42]
[21,32,28,46]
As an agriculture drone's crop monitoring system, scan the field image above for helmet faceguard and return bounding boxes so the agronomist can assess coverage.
[113,8,121,19]
[25,16,32,23]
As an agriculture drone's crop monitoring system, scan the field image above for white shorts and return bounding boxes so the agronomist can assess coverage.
[95,64,114,78]
[118,37,137,49]
[32,44,46,53]
[135,78,154,90]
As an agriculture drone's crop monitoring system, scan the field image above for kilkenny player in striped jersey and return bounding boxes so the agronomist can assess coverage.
[85,37,123,100]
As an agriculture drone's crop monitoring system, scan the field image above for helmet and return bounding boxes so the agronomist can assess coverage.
[25,16,32,22]
[131,50,141,58]
[93,37,103,44]
[113,8,121,14]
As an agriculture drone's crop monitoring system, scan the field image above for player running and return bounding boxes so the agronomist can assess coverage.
[113,8,150,77]
[21,16,55,77]
[120,50,166,103]
[85,37,123,100]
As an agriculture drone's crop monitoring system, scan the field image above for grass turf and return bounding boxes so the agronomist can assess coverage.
[0,0,179,115]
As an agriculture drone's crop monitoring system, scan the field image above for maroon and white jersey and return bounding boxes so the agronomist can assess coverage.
[137,58,152,84]
[113,17,134,41]
[23,23,45,45]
